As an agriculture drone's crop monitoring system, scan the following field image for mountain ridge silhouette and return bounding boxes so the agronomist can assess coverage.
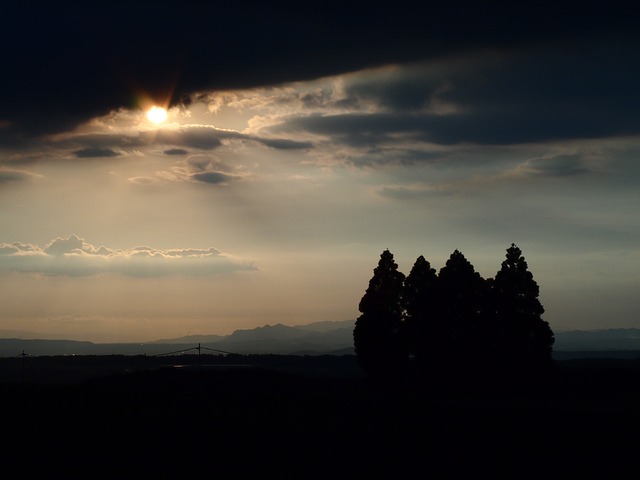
[2,321,640,357]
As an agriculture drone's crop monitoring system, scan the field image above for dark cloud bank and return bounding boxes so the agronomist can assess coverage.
[1,1,638,142]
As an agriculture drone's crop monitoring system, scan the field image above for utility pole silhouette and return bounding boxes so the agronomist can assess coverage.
[153,343,234,371]
[18,350,35,383]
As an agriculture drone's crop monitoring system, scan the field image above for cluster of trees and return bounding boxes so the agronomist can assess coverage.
[353,244,555,386]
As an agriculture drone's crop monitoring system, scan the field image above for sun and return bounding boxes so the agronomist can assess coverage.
[146,106,167,124]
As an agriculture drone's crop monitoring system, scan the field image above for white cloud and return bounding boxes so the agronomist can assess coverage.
[0,235,256,277]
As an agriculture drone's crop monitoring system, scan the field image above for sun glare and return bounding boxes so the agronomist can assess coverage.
[146,106,167,124]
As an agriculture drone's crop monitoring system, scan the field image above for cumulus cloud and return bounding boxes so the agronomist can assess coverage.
[0,242,40,255]
[44,235,88,255]
[0,235,256,277]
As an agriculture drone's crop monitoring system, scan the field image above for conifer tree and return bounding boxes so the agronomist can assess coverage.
[403,255,438,368]
[490,244,554,367]
[353,249,406,375]
[436,250,488,369]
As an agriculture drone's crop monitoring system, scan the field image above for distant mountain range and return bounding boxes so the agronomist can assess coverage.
[0,319,357,357]
[2,320,640,359]
[155,319,357,355]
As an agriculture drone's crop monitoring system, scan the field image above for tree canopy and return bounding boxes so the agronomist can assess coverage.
[353,244,555,387]
[489,244,554,366]
[353,249,406,374]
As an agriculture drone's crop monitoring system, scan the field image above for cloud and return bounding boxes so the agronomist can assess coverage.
[44,235,88,255]
[48,123,308,160]
[255,138,313,150]
[164,148,189,155]
[127,176,162,186]
[74,147,120,158]
[377,151,601,200]
[139,155,244,186]
[254,40,640,160]
[1,2,636,141]
[0,242,40,255]
[141,125,316,152]
[335,63,454,113]
[190,171,237,185]
[6,37,636,176]
[0,168,42,184]
[378,183,455,200]
[4,33,639,178]
[514,153,594,178]
[145,127,226,150]
[0,235,256,277]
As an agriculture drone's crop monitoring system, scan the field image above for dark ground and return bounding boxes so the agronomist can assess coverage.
[2,354,640,478]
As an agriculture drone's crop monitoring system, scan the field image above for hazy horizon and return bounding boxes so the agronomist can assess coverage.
[2,4,640,343]
[2,318,638,346]
[0,318,358,343]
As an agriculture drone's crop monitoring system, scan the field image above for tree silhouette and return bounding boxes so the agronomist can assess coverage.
[435,250,489,372]
[402,255,438,369]
[488,244,554,370]
[353,249,406,376]
[353,245,556,388]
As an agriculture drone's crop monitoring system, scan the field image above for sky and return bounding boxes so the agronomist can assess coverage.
[1,2,639,342]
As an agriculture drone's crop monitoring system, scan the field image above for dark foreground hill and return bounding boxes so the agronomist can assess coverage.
[2,354,640,478]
